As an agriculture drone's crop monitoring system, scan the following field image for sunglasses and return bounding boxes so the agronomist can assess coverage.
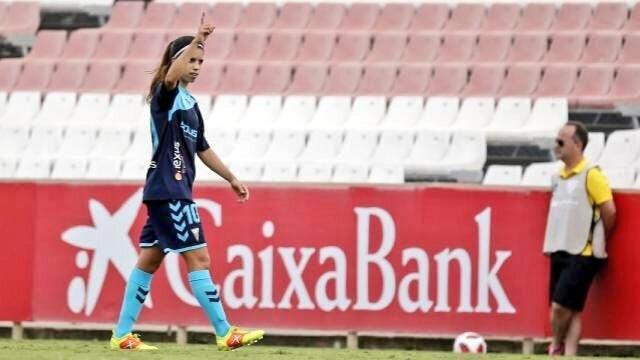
[555,139,564,147]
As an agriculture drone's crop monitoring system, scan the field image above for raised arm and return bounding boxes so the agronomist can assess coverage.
[165,13,213,90]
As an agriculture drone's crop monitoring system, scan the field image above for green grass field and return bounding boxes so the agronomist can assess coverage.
[0,340,629,360]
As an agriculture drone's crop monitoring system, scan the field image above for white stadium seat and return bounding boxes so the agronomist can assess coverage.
[120,158,149,181]
[86,157,122,180]
[405,130,451,178]
[226,129,272,161]
[275,96,316,130]
[335,129,378,163]
[380,96,424,129]
[262,161,298,182]
[522,98,568,144]
[299,129,343,162]
[369,163,404,184]
[0,157,18,178]
[600,166,635,190]
[344,96,387,129]
[599,129,640,168]
[298,162,333,183]
[584,132,605,163]
[332,163,369,183]
[1,123,31,156]
[483,165,523,185]
[15,157,52,179]
[454,97,495,131]
[91,126,132,157]
[1,91,41,124]
[486,97,532,142]
[104,94,144,127]
[417,97,460,129]
[229,161,263,181]
[238,95,282,129]
[264,129,306,161]
[23,124,64,157]
[309,96,351,130]
[51,157,87,180]
[56,124,98,158]
[33,92,77,124]
[68,93,110,125]
[206,95,248,130]
[521,161,562,187]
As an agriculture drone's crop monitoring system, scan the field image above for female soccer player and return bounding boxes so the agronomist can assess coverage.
[110,16,264,351]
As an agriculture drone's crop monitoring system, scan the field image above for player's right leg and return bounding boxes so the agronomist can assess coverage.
[110,220,165,350]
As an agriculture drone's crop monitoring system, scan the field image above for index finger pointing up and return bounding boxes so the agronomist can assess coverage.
[200,11,205,25]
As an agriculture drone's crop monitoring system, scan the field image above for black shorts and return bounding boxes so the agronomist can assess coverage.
[139,200,207,253]
[549,251,603,312]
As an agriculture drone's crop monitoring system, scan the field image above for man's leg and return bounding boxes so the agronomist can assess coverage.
[564,313,582,356]
[550,302,573,354]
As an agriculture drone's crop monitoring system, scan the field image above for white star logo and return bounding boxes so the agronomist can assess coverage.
[61,188,153,316]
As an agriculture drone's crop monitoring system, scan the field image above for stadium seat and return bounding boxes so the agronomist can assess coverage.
[203,30,234,61]
[86,157,122,180]
[237,2,277,30]
[445,3,486,31]
[417,97,460,129]
[91,126,132,157]
[1,91,41,124]
[50,157,88,180]
[226,129,272,162]
[250,63,292,95]
[273,3,312,29]
[299,129,344,162]
[584,132,605,162]
[103,1,144,29]
[499,64,542,97]
[339,3,379,31]
[127,31,167,61]
[0,123,30,156]
[335,129,378,163]
[368,163,404,184]
[391,64,432,96]
[206,95,247,128]
[227,30,268,61]
[323,63,362,96]
[344,96,386,129]
[516,3,556,31]
[472,33,512,63]
[379,96,424,129]
[26,30,67,59]
[68,93,110,125]
[597,129,640,167]
[416,131,487,182]
[216,63,257,95]
[374,3,413,31]
[521,161,562,186]
[275,96,316,129]
[116,61,154,94]
[262,31,302,62]
[0,60,23,91]
[13,61,55,92]
[436,33,476,63]
[402,33,440,63]
[262,161,298,182]
[137,2,177,30]
[367,32,406,63]
[56,124,97,158]
[172,2,210,32]
[104,94,144,126]
[581,32,622,64]
[296,31,336,62]
[209,2,243,29]
[33,92,77,124]
[404,130,451,178]
[551,3,592,31]
[483,165,523,185]
[589,2,628,31]
[81,62,122,93]
[264,129,307,161]
[507,33,548,63]
[625,2,640,31]
[583,65,640,108]
[600,166,635,189]
[124,127,152,160]
[93,31,132,60]
[425,64,468,97]
[454,97,495,131]
[297,162,334,183]
[189,62,223,95]
[0,156,17,178]
[204,127,236,158]
[61,29,100,60]
[533,65,578,98]
[570,64,615,107]
[0,2,40,39]
[120,158,148,180]
[15,157,52,179]
[486,97,532,142]
[356,64,396,96]
[523,98,569,143]
[330,32,371,63]
[238,95,282,129]
[332,163,369,183]
[462,64,506,97]
[544,33,586,64]
[309,96,351,129]
[22,124,64,157]
[47,61,87,92]
[409,4,449,32]
[287,63,328,95]
[370,129,415,164]
[306,3,346,30]
[482,3,522,31]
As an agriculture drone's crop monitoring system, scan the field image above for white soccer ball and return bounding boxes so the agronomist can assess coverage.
[453,332,487,354]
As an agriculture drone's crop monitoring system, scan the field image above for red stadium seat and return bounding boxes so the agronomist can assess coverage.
[137,3,177,30]
[373,3,414,32]
[339,3,380,32]
[216,62,258,95]
[425,64,468,96]
[367,32,407,63]
[506,33,547,63]
[391,64,432,96]
[47,61,88,92]
[543,32,586,63]
[402,33,440,63]
[409,4,450,32]
[250,63,292,95]
[323,63,363,95]
[0,59,22,91]
[26,30,67,60]
[93,31,133,60]
[172,3,211,32]
[237,2,277,29]
[581,32,623,64]
[0,2,39,38]
[580,65,640,107]
[61,29,100,60]
[356,63,396,96]
[472,33,512,63]
[296,31,336,62]
[533,64,578,97]
[104,1,144,29]
[570,64,615,107]
[445,4,486,31]
[189,62,223,95]
[499,64,542,97]
[330,32,371,63]
[262,31,302,62]
[287,63,328,95]
[81,61,122,93]
[14,60,55,92]
[516,3,556,31]
[436,33,476,63]
[589,2,628,30]
[209,2,243,29]
[203,30,234,61]
[482,3,521,31]
[227,31,268,61]
[127,31,167,61]
[116,61,155,94]
[624,3,640,31]
[618,33,640,64]
[273,3,312,30]
[462,64,506,97]
[306,3,347,30]
[551,3,592,31]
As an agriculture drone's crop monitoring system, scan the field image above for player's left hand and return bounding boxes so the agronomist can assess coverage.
[230,179,249,203]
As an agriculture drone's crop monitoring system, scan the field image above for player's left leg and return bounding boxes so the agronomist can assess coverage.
[182,247,264,351]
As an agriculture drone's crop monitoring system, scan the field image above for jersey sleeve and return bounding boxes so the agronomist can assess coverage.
[587,167,613,205]
[195,106,210,152]
[153,82,179,110]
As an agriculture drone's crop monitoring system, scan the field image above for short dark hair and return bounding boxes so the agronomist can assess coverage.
[567,121,589,152]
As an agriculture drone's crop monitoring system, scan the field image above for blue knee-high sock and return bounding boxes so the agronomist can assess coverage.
[114,267,153,338]
[188,270,230,336]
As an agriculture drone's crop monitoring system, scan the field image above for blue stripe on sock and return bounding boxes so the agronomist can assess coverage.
[188,270,230,336]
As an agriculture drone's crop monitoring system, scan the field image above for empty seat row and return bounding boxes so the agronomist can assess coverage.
[106,2,640,33]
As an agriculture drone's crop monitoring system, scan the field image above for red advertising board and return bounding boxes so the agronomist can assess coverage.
[0,182,638,340]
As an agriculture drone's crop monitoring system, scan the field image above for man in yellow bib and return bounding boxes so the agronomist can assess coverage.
[543,122,616,356]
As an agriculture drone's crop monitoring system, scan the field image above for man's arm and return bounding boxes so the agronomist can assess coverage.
[599,200,616,239]
[197,148,249,202]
